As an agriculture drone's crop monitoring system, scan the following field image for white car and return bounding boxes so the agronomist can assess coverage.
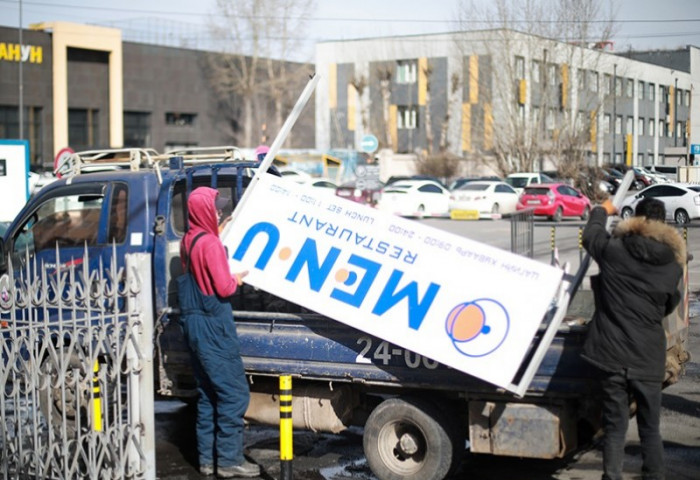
[377,180,450,218]
[449,181,519,216]
[306,178,339,197]
[620,183,700,224]
[505,172,555,194]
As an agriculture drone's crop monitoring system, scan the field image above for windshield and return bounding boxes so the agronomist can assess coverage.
[506,177,529,188]
[457,184,489,191]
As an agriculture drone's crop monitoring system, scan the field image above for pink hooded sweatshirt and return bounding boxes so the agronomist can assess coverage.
[180,187,239,297]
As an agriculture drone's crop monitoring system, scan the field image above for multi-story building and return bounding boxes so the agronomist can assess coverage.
[0,22,314,171]
[315,29,699,173]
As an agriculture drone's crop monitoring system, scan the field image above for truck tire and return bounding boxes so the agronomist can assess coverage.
[363,397,464,480]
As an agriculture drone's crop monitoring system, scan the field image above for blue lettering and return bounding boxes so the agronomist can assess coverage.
[231,222,280,270]
[372,270,440,330]
[376,241,389,254]
[404,251,418,264]
[285,238,340,291]
[330,254,381,307]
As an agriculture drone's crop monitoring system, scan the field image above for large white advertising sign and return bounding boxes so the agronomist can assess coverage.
[0,140,30,223]
[223,173,563,390]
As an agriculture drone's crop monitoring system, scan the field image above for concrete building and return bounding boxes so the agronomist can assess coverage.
[315,29,699,174]
[0,22,314,171]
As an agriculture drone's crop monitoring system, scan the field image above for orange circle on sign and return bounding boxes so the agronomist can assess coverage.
[279,247,292,260]
[335,269,349,283]
[449,304,485,342]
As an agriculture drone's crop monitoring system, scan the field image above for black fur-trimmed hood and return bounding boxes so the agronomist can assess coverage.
[613,217,686,266]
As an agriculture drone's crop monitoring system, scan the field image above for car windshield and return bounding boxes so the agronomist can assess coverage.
[457,184,489,191]
[506,177,529,188]
[689,186,700,193]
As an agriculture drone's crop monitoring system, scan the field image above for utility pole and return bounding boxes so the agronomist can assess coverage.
[18,0,24,140]
[674,77,678,147]
[612,64,617,165]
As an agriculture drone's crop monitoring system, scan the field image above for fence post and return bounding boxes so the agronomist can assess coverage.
[279,375,293,480]
[127,253,157,480]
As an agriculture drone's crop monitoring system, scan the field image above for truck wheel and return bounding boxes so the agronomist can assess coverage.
[363,397,464,480]
[38,346,90,437]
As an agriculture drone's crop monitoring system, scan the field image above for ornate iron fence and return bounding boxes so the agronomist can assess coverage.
[0,251,155,480]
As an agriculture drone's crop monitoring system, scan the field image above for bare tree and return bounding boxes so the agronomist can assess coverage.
[205,0,316,147]
[455,0,617,179]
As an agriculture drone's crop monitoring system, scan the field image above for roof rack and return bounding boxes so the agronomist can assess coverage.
[55,148,164,179]
[164,146,245,164]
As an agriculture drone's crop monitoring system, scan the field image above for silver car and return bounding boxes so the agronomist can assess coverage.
[620,183,700,224]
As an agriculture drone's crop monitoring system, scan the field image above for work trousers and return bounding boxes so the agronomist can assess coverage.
[179,281,250,469]
[599,371,664,480]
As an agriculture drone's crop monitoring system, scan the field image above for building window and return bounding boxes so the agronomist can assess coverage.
[532,60,541,83]
[165,112,196,127]
[648,119,655,136]
[589,71,598,92]
[648,83,655,101]
[615,153,622,164]
[638,81,644,100]
[124,112,151,148]
[685,90,691,106]
[577,68,585,91]
[637,153,644,165]
[68,108,99,151]
[532,106,541,125]
[625,79,633,97]
[546,108,556,130]
[603,74,611,94]
[615,115,622,135]
[676,121,683,138]
[615,77,622,96]
[626,116,633,135]
[638,118,644,136]
[396,60,417,84]
[659,86,665,102]
[515,56,525,79]
[397,106,418,129]
[659,120,664,137]
[676,89,681,106]
[666,122,672,138]
[0,105,43,167]
[548,64,557,85]
[603,114,611,134]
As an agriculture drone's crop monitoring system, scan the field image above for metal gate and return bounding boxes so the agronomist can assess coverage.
[0,252,155,480]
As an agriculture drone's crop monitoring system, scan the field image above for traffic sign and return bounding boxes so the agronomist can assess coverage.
[691,144,700,155]
[360,134,378,154]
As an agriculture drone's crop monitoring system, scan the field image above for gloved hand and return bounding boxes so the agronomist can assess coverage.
[601,199,618,216]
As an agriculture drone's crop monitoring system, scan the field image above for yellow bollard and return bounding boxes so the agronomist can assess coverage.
[279,375,293,480]
[92,359,103,432]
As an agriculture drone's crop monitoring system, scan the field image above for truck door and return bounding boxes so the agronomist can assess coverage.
[5,182,130,288]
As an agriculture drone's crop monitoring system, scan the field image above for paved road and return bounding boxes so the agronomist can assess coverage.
[155,217,700,480]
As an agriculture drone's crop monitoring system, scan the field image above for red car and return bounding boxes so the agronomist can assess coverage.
[516,183,592,221]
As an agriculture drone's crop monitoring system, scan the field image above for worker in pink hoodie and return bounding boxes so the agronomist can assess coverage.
[177,186,259,478]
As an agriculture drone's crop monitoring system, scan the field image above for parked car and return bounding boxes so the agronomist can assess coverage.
[516,183,592,222]
[376,180,450,218]
[631,166,655,187]
[278,167,312,183]
[448,181,519,216]
[641,166,669,184]
[335,179,384,206]
[620,183,700,224]
[448,176,502,191]
[644,164,679,182]
[305,178,339,197]
[505,172,555,194]
[385,174,447,189]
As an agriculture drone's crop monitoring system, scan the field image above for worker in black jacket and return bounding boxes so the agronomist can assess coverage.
[582,197,686,480]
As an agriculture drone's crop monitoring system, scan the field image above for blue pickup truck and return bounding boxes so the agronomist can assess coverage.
[0,149,690,480]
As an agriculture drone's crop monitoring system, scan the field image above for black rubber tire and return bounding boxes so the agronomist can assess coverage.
[552,207,563,222]
[675,209,689,225]
[581,206,590,221]
[621,206,634,220]
[38,346,90,438]
[363,397,464,480]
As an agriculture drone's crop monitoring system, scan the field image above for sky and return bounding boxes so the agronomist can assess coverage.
[1,0,699,59]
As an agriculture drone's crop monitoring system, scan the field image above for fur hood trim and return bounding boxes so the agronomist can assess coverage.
[613,217,686,265]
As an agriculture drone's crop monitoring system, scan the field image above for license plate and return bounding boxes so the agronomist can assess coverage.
[527,199,540,205]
